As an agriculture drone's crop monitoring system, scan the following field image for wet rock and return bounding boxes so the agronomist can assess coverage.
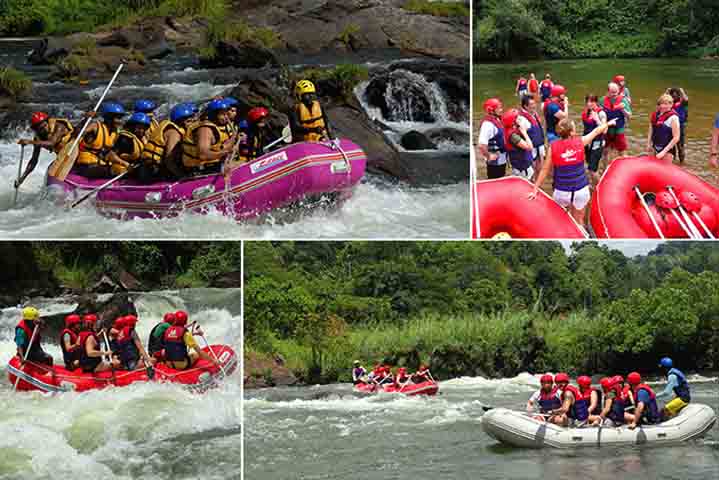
[400,130,437,151]
[425,127,470,146]
[223,72,291,136]
[211,271,243,288]
[97,17,175,60]
[118,269,142,291]
[200,41,279,69]
[397,150,469,184]
[90,275,119,294]
[27,34,94,65]
[38,293,137,341]
[51,45,146,81]
[244,351,298,388]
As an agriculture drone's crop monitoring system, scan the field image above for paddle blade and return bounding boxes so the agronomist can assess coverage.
[49,142,80,181]
[282,125,292,143]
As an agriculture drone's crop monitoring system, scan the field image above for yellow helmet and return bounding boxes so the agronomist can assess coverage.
[22,306,39,320]
[295,80,316,98]
[492,232,512,240]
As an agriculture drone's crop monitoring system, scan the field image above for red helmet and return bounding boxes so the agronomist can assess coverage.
[551,85,566,97]
[554,372,570,384]
[655,190,677,209]
[540,374,553,384]
[398,367,407,373]
[247,107,269,124]
[577,375,592,388]
[113,316,126,329]
[31,111,49,127]
[483,98,503,114]
[612,375,624,384]
[599,377,612,391]
[83,314,98,325]
[613,75,625,84]
[174,310,188,326]
[124,314,138,327]
[501,109,520,128]
[627,372,642,385]
[65,314,81,328]
[418,364,428,371]
[163,312,176,324]
[679,191,701,212]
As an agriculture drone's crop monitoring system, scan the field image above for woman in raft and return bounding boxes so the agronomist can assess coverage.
[528,117,615,227]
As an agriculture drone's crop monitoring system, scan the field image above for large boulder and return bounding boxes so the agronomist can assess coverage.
[96,17,174,60]
[27,34,94,65]
[244,351,298,388]
[400,130,436,151]
[200,41,279,69]
[0,244,59,307]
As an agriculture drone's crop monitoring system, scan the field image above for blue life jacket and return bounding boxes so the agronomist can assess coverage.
[603,95,626,129]
[519,110,545,148]
[115,326,140,368]
[608,392,626,423]
[674,101,688,124]
[537,387,562,413]
[540,81,553,101]
[563,385,590,421]
[651,110,678,152]
[352,367,366,382]
[635,384,661,424]
[668,368,691,402]
[505,127,533,171]
[551,137,589,192]
[481,115,505,163]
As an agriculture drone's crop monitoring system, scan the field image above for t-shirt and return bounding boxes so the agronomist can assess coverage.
[183,331,198,350]
[636,389,652,405]
[152,322,171,339]
[529,389,560,405]
[478,120,507,165]
[15,329,28,349]
[509,132,524,149]
[62,332,74,347]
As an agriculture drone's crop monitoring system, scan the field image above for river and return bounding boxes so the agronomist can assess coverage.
[0,41,469,239]
[474,58,719,187]
[244,373,718,480]
[0,288,242,480]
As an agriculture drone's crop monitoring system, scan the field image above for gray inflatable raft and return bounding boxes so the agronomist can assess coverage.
[481,403,716,448]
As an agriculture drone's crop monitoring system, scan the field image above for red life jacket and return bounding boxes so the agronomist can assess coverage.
[59,328,78,349]
[77,330,99,361]
[561,384,590,420]
[651,109,678,127]
[16,320,42,347]
[603,94,625,112]
[60,328,80,368]
[528,78,539,93]
[551,137,585,167]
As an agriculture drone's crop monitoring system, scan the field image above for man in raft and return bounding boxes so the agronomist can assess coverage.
[112,315,155,371]
[526,374,561,421]
[711,113,719,168]
[412,364,433,383]
[477,98,507,179]
[529,117,616,228]
[60,314,83,370]
[656,357,691,419]
[601,82,632,165]
[147,312,177,360]
[515,75,528,97]
[133,99,159,136]
[162,311,219,370]
[79,314,120,373]
[517,95,545,174]
[180,98,236,175]
[291,80,331,142]
[15,112,75,187]
[667,87,689,164]
[73,102,127,178]
[581,94,607,183]
[107,112,151,178]
[548,373,591,427]
[596,376,634,427]
[647,94,681,163]
[352,360,368,384]
[502,108,535,179]
[394,367,411,389]
[627,372,662,429]
[543,85,568,144]
[15,306,53,366]
[140,103,196,180]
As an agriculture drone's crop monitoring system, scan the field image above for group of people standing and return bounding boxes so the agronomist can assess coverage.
[479,72,697,229]
[526,358,692,429]
[15,79,332,184]
[15,306,219,374]
[351,361,434,388]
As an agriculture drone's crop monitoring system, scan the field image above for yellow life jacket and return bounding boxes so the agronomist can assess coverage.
[35,118,74,154]
[181,121,228,169]
[296,100,326,142]
[77,121,118,165]
[141,120,185,166]
[109,131,145,176]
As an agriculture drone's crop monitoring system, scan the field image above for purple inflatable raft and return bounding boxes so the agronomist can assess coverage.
[46,139,366,220]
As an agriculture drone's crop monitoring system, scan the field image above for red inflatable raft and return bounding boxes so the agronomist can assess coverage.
[354,380,439,396]
[472,177,587,239]
[7,345,237,393]
[590,156,719,238]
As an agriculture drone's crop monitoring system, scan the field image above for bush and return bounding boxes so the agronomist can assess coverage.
[403,0,469,17]
[295,64,369,101]
[0,67,32,98]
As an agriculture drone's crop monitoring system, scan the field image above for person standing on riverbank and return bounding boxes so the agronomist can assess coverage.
[613,75,631,104]
[477,98,507,179]
[543,85,569,144]
[647,94,680,162]
[581,94,607,183]
[540,74,554,102]
[515,75,528,97]
[601,82,632,164]
[711,114,719,168]
[502,109,535,179]
[518,95,545,174]
[528,73,539,103]
[668,87,689,163]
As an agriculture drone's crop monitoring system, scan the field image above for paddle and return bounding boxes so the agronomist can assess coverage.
[262,125,292,153]
[13,145,25,206]
[666,186,703,238]
[634,186,665,239]
[70,165,136,209]
[195,328,228,379]
[13,323,39,391]
[49,63,124,181]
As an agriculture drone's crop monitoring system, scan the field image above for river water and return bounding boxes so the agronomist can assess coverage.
[0,42,469,239]
[0,288,242,480]
[474,58,719,187]
[244,373,718,480]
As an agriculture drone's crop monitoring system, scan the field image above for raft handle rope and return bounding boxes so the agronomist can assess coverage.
[101,329,117,386]
[13,145,25,206]
[70,164,138,209]
[633,186,665,239]
[193,323,229,380]
[330,138,352,174]
[666,186,704,239]
[13,323,39,391]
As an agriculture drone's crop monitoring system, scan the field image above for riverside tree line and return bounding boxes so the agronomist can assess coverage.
[245,241,719,383]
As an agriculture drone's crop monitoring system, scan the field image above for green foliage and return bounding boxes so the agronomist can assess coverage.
[403,0,469,17]
[295,64,369,101]
[336,23,360,46]
[0,67,32,98]
[200,9,281,60]
[475,0,719,60]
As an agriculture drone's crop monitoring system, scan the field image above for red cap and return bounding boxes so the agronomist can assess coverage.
[174,310,188,326]
[599,377,612,390]
[613,75,625,83]
[163,312,176,324]
[83,314,98,325]
[124,314,138,327]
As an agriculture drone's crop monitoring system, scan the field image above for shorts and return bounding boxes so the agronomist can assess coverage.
[653,144,676,157]
[547,132,559,144]
[553,185,591,210]
[585,140,604,172]
[486,162,507,180]
[605,133,627,152]
[664,397,689,416]
[533,145,546,163]
[512,165,534,179]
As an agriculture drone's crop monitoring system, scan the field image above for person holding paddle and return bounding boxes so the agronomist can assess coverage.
[14,112,75,188]
[180,98,236,175]
[526,374,561,421]
[15,306,53,367]
[75,102,127,178]
[78,314,119,373]
[162,311,219,370]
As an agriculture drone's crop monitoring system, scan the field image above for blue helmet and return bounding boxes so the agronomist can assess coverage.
[206,99,229,113]
[238,120,249,130]
[659,357,673,368]
[101,102,126,116]
[127,112,151,127]
[134,99,157,113]
[223,97,239,107]
[184,102,200,114]
[170,104,195,123]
